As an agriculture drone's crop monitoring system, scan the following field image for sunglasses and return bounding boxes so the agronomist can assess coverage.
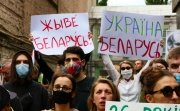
[151,85,180,98]
[121,67,131,70]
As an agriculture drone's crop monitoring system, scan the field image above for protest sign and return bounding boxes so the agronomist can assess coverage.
[98,11,164,60]
[31,13,94,55]
[105,101,180,111]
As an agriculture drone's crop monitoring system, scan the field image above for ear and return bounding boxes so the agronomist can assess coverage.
[145,94,154,103]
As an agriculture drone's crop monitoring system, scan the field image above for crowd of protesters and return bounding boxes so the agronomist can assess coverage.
[0,37,180,111]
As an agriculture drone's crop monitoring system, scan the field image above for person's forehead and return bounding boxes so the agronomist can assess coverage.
[54,77,72,86]
[135,60,142,64]
[16,54,28,60]
[65,53,80,59]
[168,57,180,64]
[154,76,178,90]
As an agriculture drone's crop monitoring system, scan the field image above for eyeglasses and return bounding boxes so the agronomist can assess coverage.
[53,84,72,93]
[15,60,28,64]
[121,67,131,70]
[65,58,80,62]
[150,85,180,98]
[170,64,180,69]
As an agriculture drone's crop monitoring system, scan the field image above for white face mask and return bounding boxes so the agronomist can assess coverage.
[121,69,133,79]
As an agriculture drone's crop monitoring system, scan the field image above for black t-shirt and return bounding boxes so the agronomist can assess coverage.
[73,76,95,111]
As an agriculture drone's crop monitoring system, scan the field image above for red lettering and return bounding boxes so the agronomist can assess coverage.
[65,36,71,46]
[64,18,72,28]
[51,37,59,48]
[43,38,51,49]
[126,39,133,55]
[149,41,156,58]
[142,40,151,57]
[33,37,44,49]
[54,19,63,30]
[117,38,125,54]
[135,39,143,55]
[109,38,116,53]
[59,37,66,47]
[41,20,53,31]
[72,16,78,27]
[100,37,109,51]
[83,38,89,46]
[155,42,160,58]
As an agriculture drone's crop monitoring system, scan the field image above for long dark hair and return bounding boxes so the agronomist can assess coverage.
[10,51,33,85]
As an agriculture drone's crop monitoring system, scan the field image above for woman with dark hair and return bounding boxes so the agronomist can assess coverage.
[4,51,50,111]
[149,58,168,70]
[88,78,120,111]
[44,74,78,111]
[140,67,180,103]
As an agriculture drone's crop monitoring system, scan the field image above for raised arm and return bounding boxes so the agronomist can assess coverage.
[101,54,120,82]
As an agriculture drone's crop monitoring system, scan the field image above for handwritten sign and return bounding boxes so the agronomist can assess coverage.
[98,11,164,60]
[105,101,180,111]
[31,13,94,55]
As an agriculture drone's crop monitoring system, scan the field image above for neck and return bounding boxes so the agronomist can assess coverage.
[76,71,86,82]
[54,103,72,111]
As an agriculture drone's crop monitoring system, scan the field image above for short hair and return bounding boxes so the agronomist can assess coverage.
[63,46,85,60]
[88,78,120,111]
[135,59,144,65]
[149,58,168,69]
[167,46,180,60]
[140,67,174,95]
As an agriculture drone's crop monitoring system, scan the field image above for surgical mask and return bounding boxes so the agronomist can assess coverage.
[16,64,29,78]
[174,73,180,84]
[64,61,82,77]
[52,90,71,104]
[121,69,133,79]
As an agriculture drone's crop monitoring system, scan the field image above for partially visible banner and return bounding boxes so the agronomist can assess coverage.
[105,101,180,111]
[166,30,180,54]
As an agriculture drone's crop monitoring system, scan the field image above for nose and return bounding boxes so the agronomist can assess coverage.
[172,91,178,100]
[100,92,106,99]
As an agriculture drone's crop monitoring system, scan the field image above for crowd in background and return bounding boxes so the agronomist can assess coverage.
[0,40,180,111]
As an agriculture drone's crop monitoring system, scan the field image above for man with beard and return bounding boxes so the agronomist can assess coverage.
[63,46,95,111]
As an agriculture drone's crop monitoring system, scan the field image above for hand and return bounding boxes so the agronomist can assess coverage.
[88,32,93,40]
[98,36,103,43]
[0,74,4,85]
[160,39,165,47]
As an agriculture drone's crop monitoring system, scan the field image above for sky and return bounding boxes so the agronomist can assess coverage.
[107,0,146,6]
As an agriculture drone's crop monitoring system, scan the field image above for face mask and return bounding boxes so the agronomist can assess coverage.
[121,69,133,79]
[16,64,29,78]
[52,90,72,104]
[64,61,82,77]
[174,73,180,84]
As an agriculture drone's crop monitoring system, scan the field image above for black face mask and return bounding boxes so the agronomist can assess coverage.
[52,90,72,104]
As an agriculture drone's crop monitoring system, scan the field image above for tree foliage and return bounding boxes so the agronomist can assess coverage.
[146,0,168,5]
